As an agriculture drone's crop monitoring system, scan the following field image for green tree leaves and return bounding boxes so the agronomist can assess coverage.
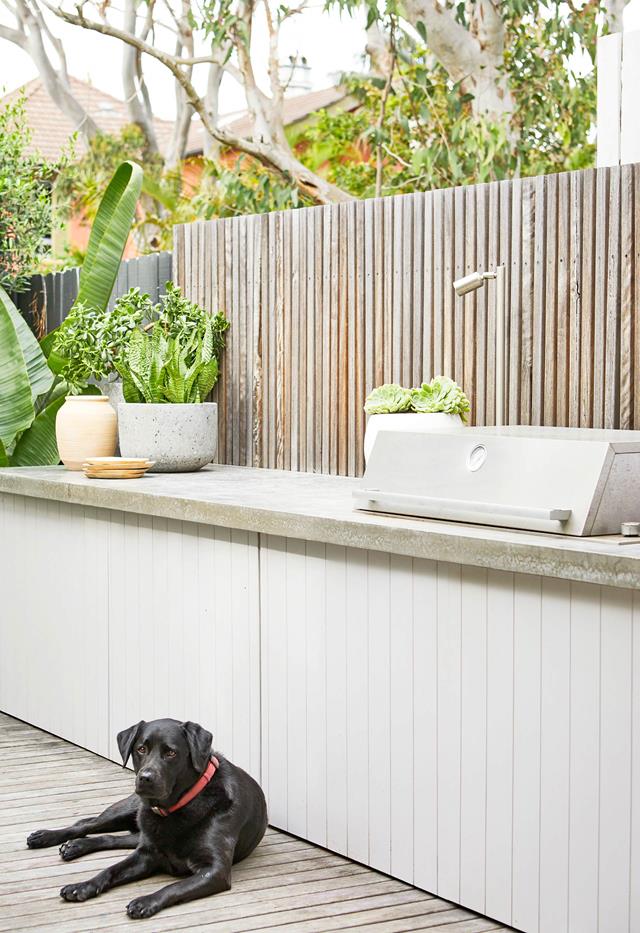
[0,95,63,293]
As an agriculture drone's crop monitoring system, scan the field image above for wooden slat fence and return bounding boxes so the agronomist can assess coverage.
[174,163,640,478]
[13,250,173,336]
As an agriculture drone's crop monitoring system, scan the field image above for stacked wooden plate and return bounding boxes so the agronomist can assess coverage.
[82,457,154,479]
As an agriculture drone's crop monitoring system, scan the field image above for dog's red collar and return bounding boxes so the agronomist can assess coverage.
[150,756,219,817]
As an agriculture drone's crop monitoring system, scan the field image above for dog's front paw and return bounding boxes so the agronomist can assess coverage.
[60,881,99,902]
[27,829,60,849]
[59,840,87,862]
[126,896,161,919]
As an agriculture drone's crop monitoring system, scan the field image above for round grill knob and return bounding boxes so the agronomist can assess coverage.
[620,522,640,537]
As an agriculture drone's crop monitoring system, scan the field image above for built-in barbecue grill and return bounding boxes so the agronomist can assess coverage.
[354,426,640,536]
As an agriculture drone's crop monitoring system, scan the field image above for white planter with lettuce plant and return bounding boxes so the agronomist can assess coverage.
[363,376,470,461]
[116,290,229,472]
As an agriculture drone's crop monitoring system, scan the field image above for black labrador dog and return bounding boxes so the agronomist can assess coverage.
[26,718,268,920]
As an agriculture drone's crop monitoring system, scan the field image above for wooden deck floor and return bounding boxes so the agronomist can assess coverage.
[0,713,514,933]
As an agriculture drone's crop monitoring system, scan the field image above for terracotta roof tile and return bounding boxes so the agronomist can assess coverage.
[2,77,348,161]
[0,76,185,161]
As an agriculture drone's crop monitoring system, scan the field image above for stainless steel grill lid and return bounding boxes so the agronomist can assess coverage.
[354,426,640,536]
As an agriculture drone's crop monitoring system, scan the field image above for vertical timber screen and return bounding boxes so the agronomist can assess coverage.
[174,164,638,478]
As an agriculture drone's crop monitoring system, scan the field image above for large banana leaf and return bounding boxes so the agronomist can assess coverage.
[77,161,143,313]
[39,328,59,361]
[0,295,34,447]
[10,395,66,466]
[0,287,53,400]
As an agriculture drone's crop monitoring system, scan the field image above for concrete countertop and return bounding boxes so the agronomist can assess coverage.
[0,464,639,589]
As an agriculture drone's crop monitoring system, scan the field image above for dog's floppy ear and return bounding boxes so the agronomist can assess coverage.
[182,721,213,773]
[117,721,145,767]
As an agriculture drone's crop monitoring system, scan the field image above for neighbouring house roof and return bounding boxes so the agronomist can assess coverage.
[224,86,348,138]
[0,76,193,162]
[183,86,350,155]
[2,76,349,162]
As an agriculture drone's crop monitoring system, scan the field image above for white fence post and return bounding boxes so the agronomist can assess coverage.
[620,31,640,164]
[597,30,640,167]
[597,33,622,167]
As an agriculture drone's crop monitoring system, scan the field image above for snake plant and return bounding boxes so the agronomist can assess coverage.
[117,318,220,404]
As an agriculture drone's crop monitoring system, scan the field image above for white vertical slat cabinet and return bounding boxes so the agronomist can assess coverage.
[0,494,261,782]
[106,515,261,780]
[260,534,640,933]
[0,494,110,757]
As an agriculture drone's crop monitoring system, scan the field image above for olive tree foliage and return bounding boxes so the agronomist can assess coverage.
[298,0,628,199]
[344,0,628,122]
[0,0,629,213]
[0,96,62,293]
[0,0,354,204]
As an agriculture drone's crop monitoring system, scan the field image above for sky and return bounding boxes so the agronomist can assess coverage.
[0,3,368,119]
[1,1,640,121]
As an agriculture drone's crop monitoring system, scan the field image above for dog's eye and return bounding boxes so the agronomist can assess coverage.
[165,749,177,759]
[136,745,147,755]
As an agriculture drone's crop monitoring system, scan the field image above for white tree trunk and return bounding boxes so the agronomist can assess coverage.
[605,0,627,32]
[402,0,514,120]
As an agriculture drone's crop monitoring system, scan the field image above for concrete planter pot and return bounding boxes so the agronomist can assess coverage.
[118,402,218,473]
[364,411,464,462]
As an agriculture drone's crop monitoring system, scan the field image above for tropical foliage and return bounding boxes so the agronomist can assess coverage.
[0,285,97,467]
[0,160,143,466]
[45,160,143,369]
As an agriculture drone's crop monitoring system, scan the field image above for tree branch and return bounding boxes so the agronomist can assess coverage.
[122,0,160,152]
[166,0,194,166]
[6,0,100,140]
[45,0,354,203]
[0,21,26,46]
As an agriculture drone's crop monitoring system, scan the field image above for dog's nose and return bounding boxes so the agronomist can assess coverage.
[137,770,155,785]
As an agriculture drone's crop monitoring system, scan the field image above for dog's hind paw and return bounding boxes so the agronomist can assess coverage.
[60,881,99,902]
[27,829,61,849]
[127,896,160,919]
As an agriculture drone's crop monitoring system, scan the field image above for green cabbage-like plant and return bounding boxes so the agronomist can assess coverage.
[117,318,220,404]
[364,383,413,414]
[410,376,471,420]
[364,376,470,421]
